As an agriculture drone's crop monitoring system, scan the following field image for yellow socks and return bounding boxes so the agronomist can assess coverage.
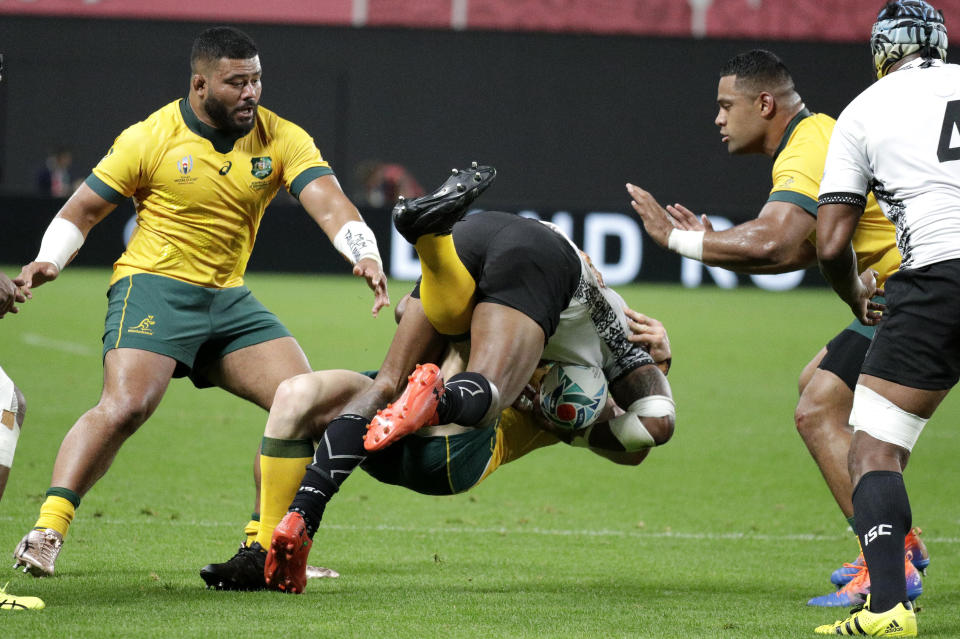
[243,515,260,547]
[254,438,313,549]
[415,234,476,336]
[34,488,80,538]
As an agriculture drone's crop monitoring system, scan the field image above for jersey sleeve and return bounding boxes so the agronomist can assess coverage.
[819,107,873,205]
[275,119,334,198]
[86,122,152,204]
[768,127,825,217]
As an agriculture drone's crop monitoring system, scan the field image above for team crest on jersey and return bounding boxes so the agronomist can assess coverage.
[250,156,273,179]
[177,155,194,175]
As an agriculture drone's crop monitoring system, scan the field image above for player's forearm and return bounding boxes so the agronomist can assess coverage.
[699,227,816,273]
[816,202,864,307]
[818,243,862,307]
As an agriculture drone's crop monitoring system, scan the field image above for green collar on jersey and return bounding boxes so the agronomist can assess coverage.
[773,107,813,161]
[179,98,249,154]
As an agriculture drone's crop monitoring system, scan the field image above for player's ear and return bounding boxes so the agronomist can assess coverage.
[757,92,776,119]
[191,73,207,97]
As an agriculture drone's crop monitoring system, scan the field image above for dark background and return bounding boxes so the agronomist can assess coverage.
[0,17,879,211]
[0,17,882,285]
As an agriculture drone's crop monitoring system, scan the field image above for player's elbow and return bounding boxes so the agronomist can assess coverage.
[644,414,675,447]
[816,236,848,264]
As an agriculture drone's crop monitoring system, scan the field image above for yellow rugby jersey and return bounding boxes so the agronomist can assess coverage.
[86,99,333,288]
[769,110,900,285]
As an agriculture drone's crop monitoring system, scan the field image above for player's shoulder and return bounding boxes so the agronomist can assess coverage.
[255,105,306,137]
[786,112,835,149]
[111,100,182,150]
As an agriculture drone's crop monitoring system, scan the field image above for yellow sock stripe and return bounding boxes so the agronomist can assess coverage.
[115,275,134,349]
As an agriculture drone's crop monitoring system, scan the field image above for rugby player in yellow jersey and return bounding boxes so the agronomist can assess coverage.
[10,26,389,578]
[626,49,926,606]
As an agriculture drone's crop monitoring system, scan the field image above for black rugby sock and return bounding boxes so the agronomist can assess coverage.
[436,372,493,426]
[288,414,368,536]
[853,471,911,612]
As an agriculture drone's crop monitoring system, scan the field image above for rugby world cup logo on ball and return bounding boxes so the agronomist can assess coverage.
[539,363,608,431]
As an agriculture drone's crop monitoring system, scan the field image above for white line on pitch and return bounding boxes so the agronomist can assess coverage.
[21,332,96,356]
[1,515,957,544]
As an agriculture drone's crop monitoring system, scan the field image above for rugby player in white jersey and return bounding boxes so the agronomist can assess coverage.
[815,1,955,635]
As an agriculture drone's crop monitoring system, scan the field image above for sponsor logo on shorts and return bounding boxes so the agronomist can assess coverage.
[128,315,156,335]
[250,156,273,179]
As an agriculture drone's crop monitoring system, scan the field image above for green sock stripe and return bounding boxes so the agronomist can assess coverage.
[46,487,81,508]
[261,437,314,458]
[846,516,857,530]
[250,512,260,522]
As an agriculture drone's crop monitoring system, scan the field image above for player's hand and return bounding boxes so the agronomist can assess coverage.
[666,203,713,232]
[852,268,883,326]
[626,183,675,248]
[624,307,672,364]
[354,257,390,317]
[0,272,27,318]
[15,261,60,297]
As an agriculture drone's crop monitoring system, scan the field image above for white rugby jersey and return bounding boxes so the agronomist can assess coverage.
[539,222,656,382]
[820,58,960,269]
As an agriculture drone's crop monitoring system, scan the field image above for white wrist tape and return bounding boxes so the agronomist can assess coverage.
[36,217,85,271]
[607,395,676,451]
[667,229,705,261]
[333,220,382,267]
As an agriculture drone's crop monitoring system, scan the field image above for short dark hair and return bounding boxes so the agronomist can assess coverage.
[719,49,795,95]
[191,26,259,73]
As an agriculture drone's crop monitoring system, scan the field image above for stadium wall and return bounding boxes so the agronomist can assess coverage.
[0,16,886,213]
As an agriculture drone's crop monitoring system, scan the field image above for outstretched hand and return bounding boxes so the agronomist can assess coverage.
[15,261,60,298]
[354,257,390,317]
[626,183,675,248]
[665,203,712,232]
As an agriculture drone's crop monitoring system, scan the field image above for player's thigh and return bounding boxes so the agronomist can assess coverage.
[100,348,178,418]
[211,336,312,410]
[269,370,374,438]
[466,302,545,403]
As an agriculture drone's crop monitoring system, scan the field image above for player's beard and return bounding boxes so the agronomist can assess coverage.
[203,95,258,135]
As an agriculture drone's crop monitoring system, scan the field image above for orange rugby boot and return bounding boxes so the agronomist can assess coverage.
[264,512,312,594]
[364,363,443,452]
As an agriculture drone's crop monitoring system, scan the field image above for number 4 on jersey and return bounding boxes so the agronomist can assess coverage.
[937,99,960,162]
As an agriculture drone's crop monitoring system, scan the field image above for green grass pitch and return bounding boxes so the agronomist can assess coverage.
[0,267,958,637]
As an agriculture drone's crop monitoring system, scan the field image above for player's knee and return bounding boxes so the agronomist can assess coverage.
[272,374,318,418]
[98,394,157,433]
[794,387,831,441]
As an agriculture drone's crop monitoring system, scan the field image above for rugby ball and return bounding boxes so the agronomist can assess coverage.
[538,363,608,431]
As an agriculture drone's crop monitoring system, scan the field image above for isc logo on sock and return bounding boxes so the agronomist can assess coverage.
[863,523,892,546]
